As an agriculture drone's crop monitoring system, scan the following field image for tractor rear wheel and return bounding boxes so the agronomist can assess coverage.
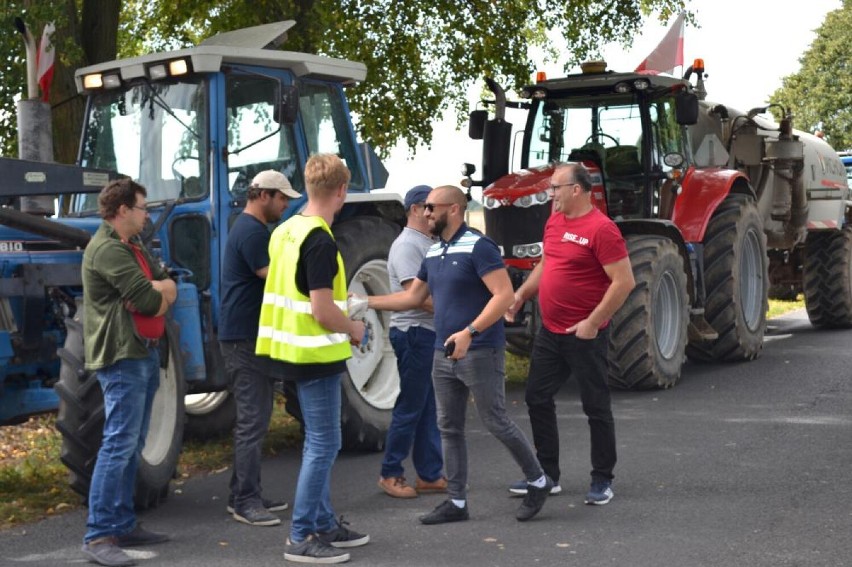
[686,195,767,362]
[334,217,401,451]
[608,235,689,389]
[802,227,852,327]
[55,307,185,509]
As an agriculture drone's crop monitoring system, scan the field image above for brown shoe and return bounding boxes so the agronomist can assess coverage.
[378,476,417,498]
[416,476,448,494]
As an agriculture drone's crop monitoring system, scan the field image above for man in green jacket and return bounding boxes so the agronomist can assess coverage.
[81,179,177,567]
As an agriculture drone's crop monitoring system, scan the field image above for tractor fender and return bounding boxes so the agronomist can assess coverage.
[672,167,752,242]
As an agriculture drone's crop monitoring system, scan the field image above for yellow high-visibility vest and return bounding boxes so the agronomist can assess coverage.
[256,215,351,364]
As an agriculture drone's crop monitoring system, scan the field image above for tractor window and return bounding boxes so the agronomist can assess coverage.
[225,75,302,200]
[648,98,685,172]
[76,80,208,212]
[298,82,364,190]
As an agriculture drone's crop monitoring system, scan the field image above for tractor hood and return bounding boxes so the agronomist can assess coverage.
[481,164,554,210]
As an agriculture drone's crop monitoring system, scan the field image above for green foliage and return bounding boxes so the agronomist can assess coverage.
[770,1,852,150]
[1,0,686,158]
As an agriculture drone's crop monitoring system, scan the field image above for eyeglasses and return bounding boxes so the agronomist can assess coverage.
[549,182,579,191]
[129,205,148,212]
[424,203,453,212]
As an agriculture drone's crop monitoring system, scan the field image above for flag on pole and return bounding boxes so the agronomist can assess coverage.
[634,12,685,74]
[36,22,56,102]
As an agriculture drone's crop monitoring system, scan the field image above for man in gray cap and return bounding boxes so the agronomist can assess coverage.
[377,185,447,498]
[219,170,300,526]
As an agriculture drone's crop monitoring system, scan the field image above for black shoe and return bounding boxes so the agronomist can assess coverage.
[233,505,282,526]
[419,499,469,525]
[116,524,170,547]
[316,516,369,548]
[516,476,552,522]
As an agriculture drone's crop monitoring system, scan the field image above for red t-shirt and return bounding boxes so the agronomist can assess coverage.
[538,208,628,333]
[128,243,166,340]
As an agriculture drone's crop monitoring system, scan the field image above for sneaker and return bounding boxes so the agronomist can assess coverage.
[508,478,562,496]
[415,476,448,493]
[585,480,614,505]
[419,499,469,525]
[233,505,282,526]
[226,496,289,514]
[81,537,136,567]
[116,524,170,547]
[316,516,370,548]
[516,476,553,522]
[284,535,350,564]
[378,476,417,498]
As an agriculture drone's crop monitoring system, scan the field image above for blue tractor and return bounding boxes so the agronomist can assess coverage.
[0,21,403,507]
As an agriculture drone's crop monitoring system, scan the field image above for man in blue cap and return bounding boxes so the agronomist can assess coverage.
[377,185,447,498]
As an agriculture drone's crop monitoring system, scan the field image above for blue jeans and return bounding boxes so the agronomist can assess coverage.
[381,326,443,481]
[290,374,342,543]
[85,348,160,542]
[432,347,543,500]
[220,340,278,510]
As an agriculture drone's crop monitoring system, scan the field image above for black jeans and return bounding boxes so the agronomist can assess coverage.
[219,340,280,510]
[525,326,616,484]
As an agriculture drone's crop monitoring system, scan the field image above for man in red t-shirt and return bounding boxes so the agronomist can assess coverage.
[506,162,634,506]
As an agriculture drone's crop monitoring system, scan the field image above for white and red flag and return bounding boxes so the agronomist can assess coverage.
[36,22,56,102]
[634,12,685,74]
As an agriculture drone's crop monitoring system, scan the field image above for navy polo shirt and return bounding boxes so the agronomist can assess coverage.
[416,223,506,350]
[219,213,271,341]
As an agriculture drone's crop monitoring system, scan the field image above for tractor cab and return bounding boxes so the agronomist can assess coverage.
[467,64,698,269]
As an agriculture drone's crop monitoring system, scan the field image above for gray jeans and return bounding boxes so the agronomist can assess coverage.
[432,347,543,499]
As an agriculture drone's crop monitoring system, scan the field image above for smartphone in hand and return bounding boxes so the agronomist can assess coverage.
[444,340,456,358]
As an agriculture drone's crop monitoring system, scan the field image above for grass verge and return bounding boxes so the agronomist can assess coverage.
[0,397,301,530]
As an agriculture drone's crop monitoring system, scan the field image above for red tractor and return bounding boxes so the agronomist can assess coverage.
[465,61,850,389]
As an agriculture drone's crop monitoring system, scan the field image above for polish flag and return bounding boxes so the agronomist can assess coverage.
[634,12,685,75]
[36,22,56,102]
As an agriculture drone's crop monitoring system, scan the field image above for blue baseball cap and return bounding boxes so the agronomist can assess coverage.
[403,185,432,211]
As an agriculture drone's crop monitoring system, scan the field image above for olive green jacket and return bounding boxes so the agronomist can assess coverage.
[82,222,168,370]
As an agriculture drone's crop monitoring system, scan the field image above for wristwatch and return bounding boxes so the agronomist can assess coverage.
[467,324,480,337]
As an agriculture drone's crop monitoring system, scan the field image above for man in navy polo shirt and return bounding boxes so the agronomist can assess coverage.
[368,185,551,524]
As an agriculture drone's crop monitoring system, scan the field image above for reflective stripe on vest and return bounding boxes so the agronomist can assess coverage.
[256,215,351,364]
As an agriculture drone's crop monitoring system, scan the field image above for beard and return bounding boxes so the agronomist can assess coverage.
[429,215,448,237]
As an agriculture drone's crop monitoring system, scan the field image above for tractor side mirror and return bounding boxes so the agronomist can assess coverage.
[469,110,487,140]
[277,84,299,125]
[675,91,699,125]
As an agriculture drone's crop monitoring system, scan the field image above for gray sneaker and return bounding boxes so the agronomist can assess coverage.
[233,505,282,526]
[284,535,350,564]
[81,537,136,567]
[226,496,289,514]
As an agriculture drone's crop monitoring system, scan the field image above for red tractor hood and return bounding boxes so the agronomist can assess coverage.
[483,165,554,203]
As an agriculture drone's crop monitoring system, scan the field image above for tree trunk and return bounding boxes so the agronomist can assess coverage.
[51,0,120,165]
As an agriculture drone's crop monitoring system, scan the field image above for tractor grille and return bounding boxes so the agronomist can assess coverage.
[483,203,550,259]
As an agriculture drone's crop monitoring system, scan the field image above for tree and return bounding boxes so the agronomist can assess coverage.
[1,0,120,163]
[770,1,852,151]
[1,0,687,162]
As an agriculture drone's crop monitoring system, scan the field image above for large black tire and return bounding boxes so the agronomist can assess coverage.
[608,235,689,389]
[55,308,185,509]
[334,217,401,451]
[183,391,236,440]
[802,228,852,328]
[686,196,768,362]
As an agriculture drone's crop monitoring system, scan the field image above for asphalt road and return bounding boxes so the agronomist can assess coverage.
[2,309,851,567]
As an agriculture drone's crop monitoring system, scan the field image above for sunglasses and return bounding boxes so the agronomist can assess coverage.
[424,203,453,212]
